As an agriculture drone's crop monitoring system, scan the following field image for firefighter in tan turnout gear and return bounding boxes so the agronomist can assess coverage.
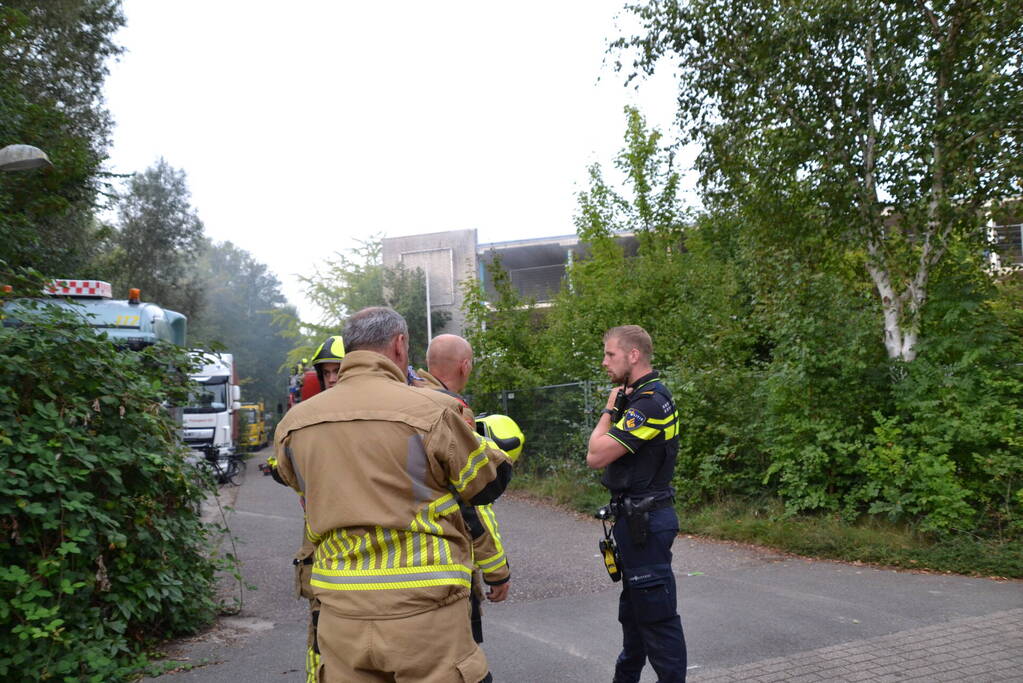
[295,335,345,681]
[274,307,512,683]
[417,334,525,643]
[262,334,347,681]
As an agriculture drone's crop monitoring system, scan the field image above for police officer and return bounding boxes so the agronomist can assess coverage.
[586,325,687,683]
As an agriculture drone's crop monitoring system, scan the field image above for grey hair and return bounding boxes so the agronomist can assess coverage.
[342,307,408,352]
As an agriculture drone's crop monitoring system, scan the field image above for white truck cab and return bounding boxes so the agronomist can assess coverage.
[182,352,240,467]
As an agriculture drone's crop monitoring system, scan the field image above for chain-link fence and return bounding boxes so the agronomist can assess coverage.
[990,223,1023,267]
[467,381,607,475]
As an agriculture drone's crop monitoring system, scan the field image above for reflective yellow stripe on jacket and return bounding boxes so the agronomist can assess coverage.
[451,436,497,494]
[305,519,322,545]
[614,409,680,442]
[311,493,470,591]
[474,503,507,575]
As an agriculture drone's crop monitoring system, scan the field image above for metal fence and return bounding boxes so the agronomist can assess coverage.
[467,381,604,474]
[990,223,1023,267]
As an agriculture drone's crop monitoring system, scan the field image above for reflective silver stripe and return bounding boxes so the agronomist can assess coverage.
[315,526,460,573]
[285,445,305,493]
[336,532,350,570]
[439,538,450,564]
[329,532,341,570]
[479,505,504,551]
[433,496,458,516]
[318,533,334,569]
[319,532,335,569]
[418,508,440,536]
[477,554,505,570]
[358,533,370,570]
[341,530,356,569]
[412,511,427,535]
[402,530,412,563]
[382,528,397,568]
[406,434,432,502]
[452,438,489,492]
[312,567,470,586]
[364,533,376,570]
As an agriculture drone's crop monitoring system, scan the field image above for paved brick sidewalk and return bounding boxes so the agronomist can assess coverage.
[691,608,1023,682]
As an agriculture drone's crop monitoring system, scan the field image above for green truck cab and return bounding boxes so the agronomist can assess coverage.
[3,279,186,348]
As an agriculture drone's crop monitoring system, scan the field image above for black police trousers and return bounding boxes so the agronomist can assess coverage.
[611,505,687,683]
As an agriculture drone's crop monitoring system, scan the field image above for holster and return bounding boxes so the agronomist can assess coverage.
[470,591,483,643]
[621,493,671,548]
[622,497,650,547]
[470,570,485,643]
[293,552,316,600]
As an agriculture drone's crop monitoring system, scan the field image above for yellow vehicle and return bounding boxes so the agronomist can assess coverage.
[237,401,269,451]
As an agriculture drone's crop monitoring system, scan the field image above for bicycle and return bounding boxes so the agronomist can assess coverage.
[194,445,247,487]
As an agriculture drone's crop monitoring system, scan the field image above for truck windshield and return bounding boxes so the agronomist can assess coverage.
[185,378,228,413]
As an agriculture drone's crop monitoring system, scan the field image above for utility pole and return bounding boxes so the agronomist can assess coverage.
[425,263,432,342]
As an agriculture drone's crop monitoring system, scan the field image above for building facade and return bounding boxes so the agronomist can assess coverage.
[382,229,637,336]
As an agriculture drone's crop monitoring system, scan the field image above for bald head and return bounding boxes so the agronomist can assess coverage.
[426,334,474,393]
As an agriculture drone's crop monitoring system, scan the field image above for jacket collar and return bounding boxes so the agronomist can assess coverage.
[418,368,449,391]
[338,350,406,385]
[628,370,659,392]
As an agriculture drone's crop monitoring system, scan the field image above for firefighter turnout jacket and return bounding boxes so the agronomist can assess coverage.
[273,350,512,619]
[416,369,510,587]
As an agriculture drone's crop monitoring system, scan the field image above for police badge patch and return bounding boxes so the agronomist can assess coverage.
[622,408,646,431]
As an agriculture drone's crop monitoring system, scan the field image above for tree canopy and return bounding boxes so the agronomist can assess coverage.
[0,0,125,277]
[295,239,450,367]
[465,100,1022,537]
[189,241,296,408]
[615,0,1023,361]
[105,159,206,320]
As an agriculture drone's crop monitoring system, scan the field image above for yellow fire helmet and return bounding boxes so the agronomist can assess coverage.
[311,335,345,366]
[311,335,345,391]
[476,413,525,463]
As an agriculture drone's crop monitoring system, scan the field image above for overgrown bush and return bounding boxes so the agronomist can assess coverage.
[0,303,217,681]
[866,260,1023,534]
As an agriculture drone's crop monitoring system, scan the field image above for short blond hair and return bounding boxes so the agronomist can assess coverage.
[604,325,653,362]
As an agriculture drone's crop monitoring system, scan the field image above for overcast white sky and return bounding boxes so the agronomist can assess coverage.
[103,1,693,321]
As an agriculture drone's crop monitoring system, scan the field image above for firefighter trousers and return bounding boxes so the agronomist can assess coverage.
[316,597,492,683]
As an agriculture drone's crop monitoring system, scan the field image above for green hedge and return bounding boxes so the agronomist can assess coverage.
[0,303,216,681]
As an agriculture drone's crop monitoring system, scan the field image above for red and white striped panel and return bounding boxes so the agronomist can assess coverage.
[45,279,113,298]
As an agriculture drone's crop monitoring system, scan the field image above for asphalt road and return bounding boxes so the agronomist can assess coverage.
[148,449,1023,682]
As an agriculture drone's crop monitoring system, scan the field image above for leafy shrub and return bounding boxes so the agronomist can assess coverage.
[669,364,769,504]
[852,414,975,533]
[0,303,216,681]
[862,260,1023,534]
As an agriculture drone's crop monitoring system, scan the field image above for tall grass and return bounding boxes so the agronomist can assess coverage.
[510,474,1023,578]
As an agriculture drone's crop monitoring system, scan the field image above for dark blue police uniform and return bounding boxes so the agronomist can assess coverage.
[604,371,687,683]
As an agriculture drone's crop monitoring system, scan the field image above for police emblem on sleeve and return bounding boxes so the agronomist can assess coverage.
[622,408,646,431]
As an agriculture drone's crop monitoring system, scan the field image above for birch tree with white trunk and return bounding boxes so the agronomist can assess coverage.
[615,0,1023,361]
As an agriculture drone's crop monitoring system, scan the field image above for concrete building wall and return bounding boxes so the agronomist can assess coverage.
[381,229,478,335]
[382,228,639,337]
[478,233,639,303]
